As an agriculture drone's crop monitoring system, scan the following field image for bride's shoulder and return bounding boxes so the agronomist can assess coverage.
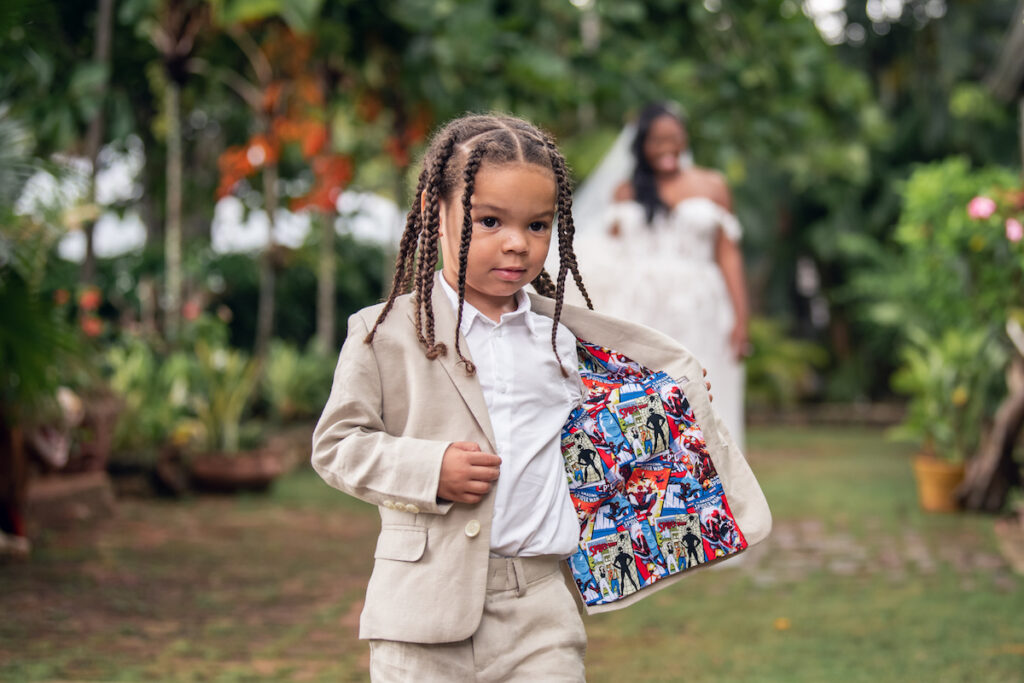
[689,167,732,210]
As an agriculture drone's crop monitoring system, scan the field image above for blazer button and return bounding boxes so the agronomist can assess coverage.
[383,501,395,509]
[405,503,420,514]
[465,519,481,538]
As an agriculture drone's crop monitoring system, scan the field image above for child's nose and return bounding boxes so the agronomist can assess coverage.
[503,228,528,253]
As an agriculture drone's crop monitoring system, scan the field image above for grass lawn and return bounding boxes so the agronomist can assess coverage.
[1,426,1021,682]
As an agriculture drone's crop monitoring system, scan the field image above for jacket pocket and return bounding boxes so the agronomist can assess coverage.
[373,525,427,562]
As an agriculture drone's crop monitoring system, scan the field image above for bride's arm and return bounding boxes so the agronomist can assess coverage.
[609,182,634,237]
[710,179,750,361]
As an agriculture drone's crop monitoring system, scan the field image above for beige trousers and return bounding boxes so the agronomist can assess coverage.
[369,555,587,682]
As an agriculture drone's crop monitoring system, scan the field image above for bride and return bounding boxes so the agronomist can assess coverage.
[563,102,750,447]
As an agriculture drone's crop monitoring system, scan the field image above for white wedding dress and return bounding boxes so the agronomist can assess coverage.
[563,196,746,449]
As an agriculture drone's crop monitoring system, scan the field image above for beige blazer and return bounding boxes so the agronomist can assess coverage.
[312,279,771,644]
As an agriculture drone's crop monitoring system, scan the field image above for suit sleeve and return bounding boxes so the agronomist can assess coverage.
[311,313,453,515]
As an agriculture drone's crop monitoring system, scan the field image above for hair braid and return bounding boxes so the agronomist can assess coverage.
[452,143,488,374]
[543,137,593,310]
[415,134,458,358]
[366,113,592,382]
[365,168,428,344]
[531,268,556,297]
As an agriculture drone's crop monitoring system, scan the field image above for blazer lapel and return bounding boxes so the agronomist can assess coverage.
[408,277,498,452]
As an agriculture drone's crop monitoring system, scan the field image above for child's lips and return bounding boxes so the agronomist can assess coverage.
[493,267,526,281]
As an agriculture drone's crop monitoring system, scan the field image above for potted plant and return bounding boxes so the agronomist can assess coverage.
[104,335,190,495]
[890,326,1006,511]
[865,159,1024,512]
[174,323,280,493]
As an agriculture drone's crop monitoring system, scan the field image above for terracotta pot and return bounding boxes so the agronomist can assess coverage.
[912,454,966,513]
[189,450,284,493]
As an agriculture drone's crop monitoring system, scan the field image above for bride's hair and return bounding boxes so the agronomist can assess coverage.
[631,102,687,224]
[364,113,593,375]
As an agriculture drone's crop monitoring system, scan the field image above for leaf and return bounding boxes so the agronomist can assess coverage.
[212,0,323,32]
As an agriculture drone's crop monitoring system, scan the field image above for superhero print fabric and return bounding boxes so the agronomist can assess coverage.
[563,340,748,607]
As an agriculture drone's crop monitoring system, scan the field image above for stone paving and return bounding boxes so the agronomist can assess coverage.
[712,518,1018,592]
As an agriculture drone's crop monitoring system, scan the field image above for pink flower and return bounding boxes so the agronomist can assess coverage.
[1007,218,1024,243]
[182,299,202,321]
[80,316,102,338]
[967,196,997,220]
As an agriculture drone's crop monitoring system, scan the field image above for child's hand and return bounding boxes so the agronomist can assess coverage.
[438,442,501,504]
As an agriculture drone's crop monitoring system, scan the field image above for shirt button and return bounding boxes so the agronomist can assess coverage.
[465,520,481,538]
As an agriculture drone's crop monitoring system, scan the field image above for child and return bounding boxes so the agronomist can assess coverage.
[312,114,766,682]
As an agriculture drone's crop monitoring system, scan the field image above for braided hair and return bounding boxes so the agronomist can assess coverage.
[364,113,593,375]
[631,102,687,224]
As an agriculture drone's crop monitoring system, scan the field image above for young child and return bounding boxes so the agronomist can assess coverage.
[312,114,762,682]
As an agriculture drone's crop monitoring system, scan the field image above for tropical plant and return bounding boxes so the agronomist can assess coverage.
[889,326,1006,463]
[181,336,262,454]
[261,340,333,422]
[0,105,80,422]
[866,158,1024,462]
[104,335,185,464]
[744,317,828,409]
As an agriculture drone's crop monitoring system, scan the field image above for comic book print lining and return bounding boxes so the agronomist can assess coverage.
[562,340,748,607]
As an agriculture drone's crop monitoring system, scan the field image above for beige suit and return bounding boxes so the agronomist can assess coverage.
[312,280,771,644]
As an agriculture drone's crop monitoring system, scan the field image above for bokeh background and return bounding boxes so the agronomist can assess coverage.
[2,1,1024,681]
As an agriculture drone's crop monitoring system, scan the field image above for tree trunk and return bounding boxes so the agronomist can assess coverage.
[958,357,1024,512]
[0,412,29,539]
[254,162,278,359]
[164,80,183,339]
[316,213,335,353]
[81,0,115,284]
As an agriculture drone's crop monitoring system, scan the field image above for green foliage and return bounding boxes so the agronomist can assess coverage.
[261,340,333,422]
[209,0,325,33]
[745,317,828,409]
[889,326,1006,462]
[867,158,1023,336]
[0,273,78,421]
[867,158,1024,459]
[204,233,387,350]
[177,317,263,454]
[104,335,185,464]
[0,106,81,422]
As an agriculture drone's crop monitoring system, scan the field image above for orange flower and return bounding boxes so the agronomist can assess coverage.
[301,121,328,158]
[263,82,285,113]
[384,136,410,168]
[405,108,432,145]
[296,77,324,106]
[292,155,353,213]
[272,116,303,144]
[78,287,102,311]
[246,134,279,168]
[356,94,382,123]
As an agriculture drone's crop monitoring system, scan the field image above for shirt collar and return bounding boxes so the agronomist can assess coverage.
[438,273,538,337]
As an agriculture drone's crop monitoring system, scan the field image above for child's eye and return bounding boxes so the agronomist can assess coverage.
[479,216,499,228]
[529,221,550,233]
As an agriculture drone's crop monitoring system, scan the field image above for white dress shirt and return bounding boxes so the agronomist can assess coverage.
[440,277,582,558]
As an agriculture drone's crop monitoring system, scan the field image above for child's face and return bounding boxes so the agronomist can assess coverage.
[438,161,556,320]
